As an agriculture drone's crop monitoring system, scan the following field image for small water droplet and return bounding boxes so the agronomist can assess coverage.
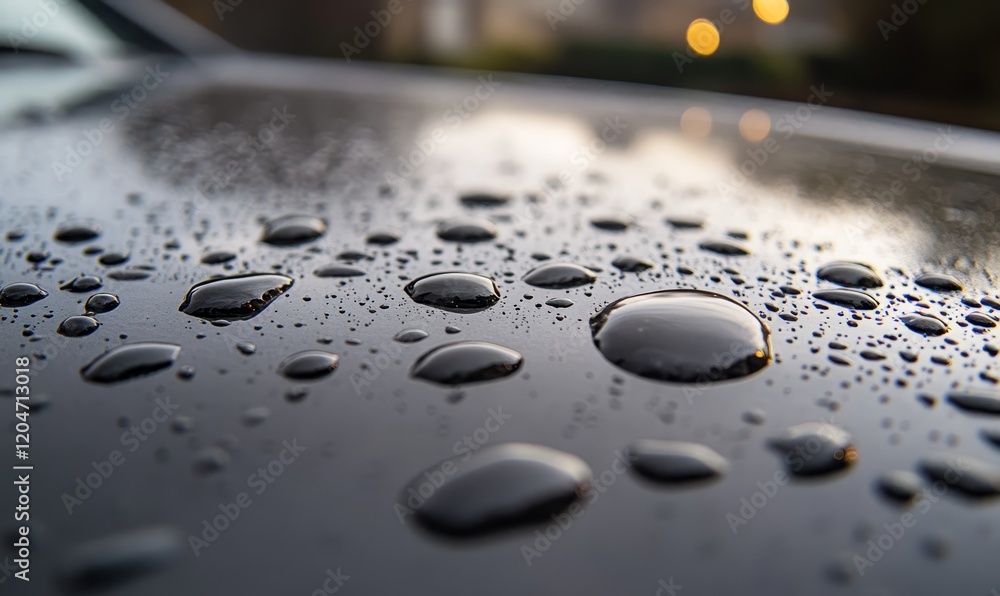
[278,350,339,380]
[193,447,230,475]
[523,263,597,288]
[394,329,429,343]
[459,191,510,208]
[698,239,749,256]
[242,406,270,426]
[768,423,856,476]
[314,265,366,278]
[58,527,181,591]
[0,282,48,307]
[612,255,654,272]
[85,293,120,313]
[590,290,771,383]
[81,342,180,384]
[261,214,326,246]
[545,297,574,308]
[61,275,103,293]
[665,217,703,230]
[404,272,500,312]
[626,440,728,483]
[876,470,923,503]
[366,231,400,245]
[179,273,293,321]
[54,223,101,243]
[816,261,883,288]
[97,252,129,266]
[107,268,151,281]
[201,251,237,265]
[403,443,590,536]
[412,341,522,385]
[58,315,100,337]
[235,341,257,355]
[436,218,498,242]
[590,214,631,231]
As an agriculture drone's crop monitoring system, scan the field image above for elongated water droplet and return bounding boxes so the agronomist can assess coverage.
[394,329,429,343]
[278,350,339,380]
[261,214,326,246]
[768,423,856,476]
[85,293,120,313]
[59,527,181,591]
[179,273,293,321]
[914,273,963,292]
[315,265,366,278]
[404,443,591,536]
[813,289,879,310]
[612,255,653,272]
[626,440,728,483]
[947,390,1000,415]
[545,297,574,308]
[404,272,500,312]
[61,275,103,293]
[523,263,596,288]
[816,261,883,288]
[459,191,510,208]
[81,343,181,384]
[698,239,749,256]
[901,313,949,336]
[966,312,997,328]
[0,282,48,307]
[201,251,237,265]
[590,290,771,383]
[876,470,923,503]
[54,223,101,243]
[919,453,1000,498]
[58,315,100,337]
[412,341,522,385]
[436,218,497,242]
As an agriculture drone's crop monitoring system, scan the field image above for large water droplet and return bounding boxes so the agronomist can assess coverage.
[81,343,181,384]
[436,218,497,242]
[590,290,771,383]
[412,341,523,385]
[404,272,500,312]
[179,273,293,321]
[816,261,883,288]
[58,527,181,591]
[966,312,998,328]
[812,289,879,310]
[626,440,728,483]
[54,223,101,243]
[919,453,1000,498]
[914,273,963,292]
[403,443,591,536]
[901,313,949,336]
[768,423,856,476]
[278,350,339,380]
[58,315,100,337]
[85,293,120,313]
[261,214,326,246]
[522,263,597,288]
[0,282,48,307]
[61,275,103,293]
[947,390,1000,415]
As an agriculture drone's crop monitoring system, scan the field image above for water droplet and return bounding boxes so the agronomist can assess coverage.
[394,329,429,343]
[107,268,151,281]
[403,443,590,536]
[85,293,120,313]
[436,218,497,242]
[261,214,326,246]
[914,273,963,292]
[201,251,237,265]
[545,297,574,308]
[97,252,128,266]
[816,261,883,288]
[193,447,230,475]
[626,440,728,483]
[590,290,771,383]
[58,527,181,591]
[242,406,270,426]
[61,275,103,293]
[523,263,597,288]
[590,214,631,231]
[919,453,1000,498]
[981,428,1000,450]
[0,282,48,307]
[743,409,766,425]
[947,390,1000,415]
[235,341,257,355]
[768,423,856,476]
[179,273,293,321]
[58,315,100,337]
[315,265,366,278]
[459,191,510,208]
[876,470,923,503]
[444,325,462,334]
[366,231,400,245]
[665,217,703,230]
[698,239,749,256]
[901,313,949,336]
[966,312,998,328]
[54,223,101,243]
[812,289,879,310]
[81,342,180,383]
[612,255,654,272]
[412,341,522,385]
[404,272,500,312]
[278,350,339,380]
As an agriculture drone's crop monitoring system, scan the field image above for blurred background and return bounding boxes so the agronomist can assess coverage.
[158,0,1000,131]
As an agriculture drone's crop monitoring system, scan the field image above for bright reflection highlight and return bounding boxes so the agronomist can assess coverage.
[738,110,771,142]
